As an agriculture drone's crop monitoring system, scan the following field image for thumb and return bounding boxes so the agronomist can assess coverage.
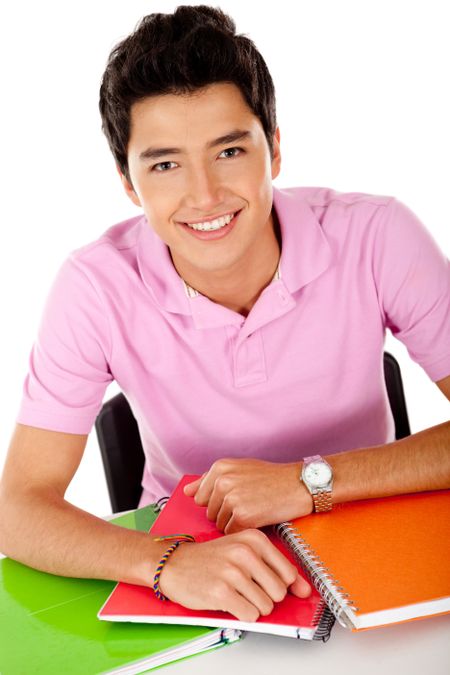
[289,572,312,599]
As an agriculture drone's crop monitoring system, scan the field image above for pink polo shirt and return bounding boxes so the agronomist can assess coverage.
[17,187,450,504]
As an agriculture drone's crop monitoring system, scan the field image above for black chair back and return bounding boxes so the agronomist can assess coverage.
[95,394,145,514]
[383,352,411,440]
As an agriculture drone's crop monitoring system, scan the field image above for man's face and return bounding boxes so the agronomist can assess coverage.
[122,82,281,279]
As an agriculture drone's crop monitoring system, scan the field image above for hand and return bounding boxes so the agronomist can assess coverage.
[184,458,313,533]
[158,528,311,622]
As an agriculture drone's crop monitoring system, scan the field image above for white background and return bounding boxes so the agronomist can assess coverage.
[1,0,449,517]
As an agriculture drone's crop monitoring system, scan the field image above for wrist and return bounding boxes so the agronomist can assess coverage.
[287,461,314,517]
[157,538,195,600]
[325,447,382,504]
[128,538,169,587]
[153,534,195,600]
[158,543,180,598]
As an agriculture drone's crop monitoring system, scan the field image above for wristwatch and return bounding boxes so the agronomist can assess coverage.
[301,455,333,512]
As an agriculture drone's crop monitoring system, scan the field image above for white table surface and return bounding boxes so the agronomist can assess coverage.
[162,614,450,675]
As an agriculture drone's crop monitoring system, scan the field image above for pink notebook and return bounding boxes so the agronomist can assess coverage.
[98,475,333,640]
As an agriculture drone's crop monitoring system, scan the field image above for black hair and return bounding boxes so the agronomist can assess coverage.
[99,5,277,182]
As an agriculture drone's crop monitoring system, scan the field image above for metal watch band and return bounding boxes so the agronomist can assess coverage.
[312,488,332,513]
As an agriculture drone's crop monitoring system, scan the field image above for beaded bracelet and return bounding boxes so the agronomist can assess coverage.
[152,534,195,601]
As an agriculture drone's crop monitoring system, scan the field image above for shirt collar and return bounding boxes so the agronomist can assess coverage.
[274,186,333,293]
[136,186,333,317]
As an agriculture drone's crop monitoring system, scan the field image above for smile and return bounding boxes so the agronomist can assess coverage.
[184,211,236,231]
[179,209,242,241]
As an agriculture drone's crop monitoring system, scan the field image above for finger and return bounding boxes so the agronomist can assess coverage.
[207,486,228,524]
[240,530,299,589]
[232,572,274,618]
[183,477,203,496]
[225,542,289,604]
[289,572,312,598]
[241,550,290,604]
[222,589,261,623]
[192,472,215,505]
[224,511,250,534]
[214,498,233,532]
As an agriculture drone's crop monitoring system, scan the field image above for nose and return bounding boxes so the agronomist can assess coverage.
[185,164,223,212]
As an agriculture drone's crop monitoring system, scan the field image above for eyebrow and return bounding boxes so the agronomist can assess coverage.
[138,129,252,162]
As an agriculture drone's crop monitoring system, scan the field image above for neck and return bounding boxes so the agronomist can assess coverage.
[172,211,281,317]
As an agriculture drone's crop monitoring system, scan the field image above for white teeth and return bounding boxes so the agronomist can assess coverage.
[185,212,235,231]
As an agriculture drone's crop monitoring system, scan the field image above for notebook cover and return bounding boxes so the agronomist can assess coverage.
[99,476,326,637]
[0,505,231,675]
[286,490,450,627]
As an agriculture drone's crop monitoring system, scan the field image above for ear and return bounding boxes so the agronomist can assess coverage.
[116,164,142,207]
[271,127,281,180]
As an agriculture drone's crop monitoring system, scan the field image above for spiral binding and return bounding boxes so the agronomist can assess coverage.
[311,597,326,627]
[153,496,169,513]
[220,628,243,644]
[274,522,358,629]
[311,602,336,642]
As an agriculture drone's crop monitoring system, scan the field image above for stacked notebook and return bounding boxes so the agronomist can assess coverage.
[0,504,241,675]
[276,489,450,630]
[99,477,450,636]
[3,477,448,674]
[99,476,334,640]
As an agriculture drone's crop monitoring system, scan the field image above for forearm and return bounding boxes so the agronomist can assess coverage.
[0,486,166,586]
[0,485,312,622]
[327,420,450,504]
[183,422,450,534]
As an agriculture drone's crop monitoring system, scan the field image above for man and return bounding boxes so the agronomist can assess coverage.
[0,6,449,623]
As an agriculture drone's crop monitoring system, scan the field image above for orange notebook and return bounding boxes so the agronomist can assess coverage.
[275,490,450,631]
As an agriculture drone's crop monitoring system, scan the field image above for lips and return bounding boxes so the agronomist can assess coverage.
[179,209,242,241]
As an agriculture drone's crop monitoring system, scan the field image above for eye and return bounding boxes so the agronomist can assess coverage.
[151,161,178,172]
[219,146,244,159]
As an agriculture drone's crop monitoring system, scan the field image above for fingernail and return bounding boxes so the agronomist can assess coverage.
[301,580,312,595]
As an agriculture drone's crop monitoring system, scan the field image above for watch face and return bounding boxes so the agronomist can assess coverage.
[303,461,332,488]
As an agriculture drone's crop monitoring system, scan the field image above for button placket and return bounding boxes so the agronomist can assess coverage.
[233,330,267,388]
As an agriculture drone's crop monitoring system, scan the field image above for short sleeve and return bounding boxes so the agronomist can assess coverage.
[372,197,450,381]
[17,256,114,434]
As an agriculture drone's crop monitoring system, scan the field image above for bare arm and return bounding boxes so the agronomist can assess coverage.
[185,375,450,533]
[331,374,450,502]
[0,424,167,585]
[333,374,450,501]
[330,419,450,502]
[0,424,309,621]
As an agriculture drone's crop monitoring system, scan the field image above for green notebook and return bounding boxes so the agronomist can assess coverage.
[0,504,241,674]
